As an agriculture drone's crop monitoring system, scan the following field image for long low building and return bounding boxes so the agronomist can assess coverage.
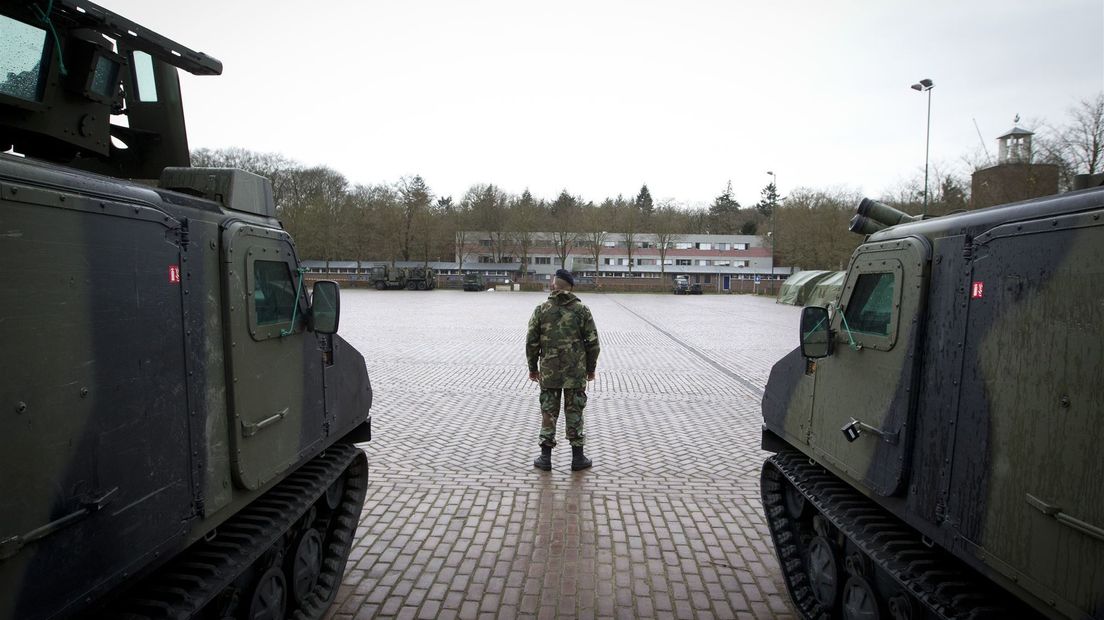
[459,231,792,291]
[302,233,794,293]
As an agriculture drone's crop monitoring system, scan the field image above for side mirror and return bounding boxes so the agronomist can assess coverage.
[800,306,832,359]
[310,281,341,334]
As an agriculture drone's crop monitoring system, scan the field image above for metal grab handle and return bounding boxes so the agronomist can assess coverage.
[241,408,288,437]
[840,417,899,445]
[1026,493,1104,543]
[0,487,119,561]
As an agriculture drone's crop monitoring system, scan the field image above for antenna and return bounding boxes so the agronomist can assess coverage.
[973,118,993,164]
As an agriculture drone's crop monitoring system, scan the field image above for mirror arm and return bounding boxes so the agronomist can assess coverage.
[835,303,863,351]
[280,266,307,337]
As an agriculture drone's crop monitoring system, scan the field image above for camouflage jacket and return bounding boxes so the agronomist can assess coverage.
[526,291,601,389]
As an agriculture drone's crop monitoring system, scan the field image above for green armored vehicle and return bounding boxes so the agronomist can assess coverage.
[0,2,372,618]
[462,272,485,291]
[368,264,435,290]
[406,265,437,290]
[761,193,1104,619]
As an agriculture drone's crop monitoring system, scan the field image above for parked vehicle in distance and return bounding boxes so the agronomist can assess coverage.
[368,265,436,290]
[463,273,486,291]
[690,283,703,295]
[673,275,690,294]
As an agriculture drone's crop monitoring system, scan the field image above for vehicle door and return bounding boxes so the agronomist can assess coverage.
[221,222,326,490]
[807,236,929,496]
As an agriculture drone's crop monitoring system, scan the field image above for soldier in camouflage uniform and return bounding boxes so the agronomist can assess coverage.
[526,269,601,471]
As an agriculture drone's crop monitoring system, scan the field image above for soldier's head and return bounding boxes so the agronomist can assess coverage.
[553,269,575,291]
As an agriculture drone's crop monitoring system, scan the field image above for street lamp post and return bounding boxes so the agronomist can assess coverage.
[766,171,777,279]
[910,78,934,215]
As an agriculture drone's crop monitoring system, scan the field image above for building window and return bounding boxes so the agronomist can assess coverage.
[676,259,691,266]
[698,260,708,266]
[604,258,613,265]
[675,242,692,250]
[703,275,711,284]
[715,260,730,266]
[716,243,729,251]
[736,260,748,268]
[696,243,712,250]
[534,256,552,265]
[604,240,617,248]
[478,256,494,263]
[735,243,749,250]
[479,239,492,247]
[662,259,673,265]
[640,241,652,249]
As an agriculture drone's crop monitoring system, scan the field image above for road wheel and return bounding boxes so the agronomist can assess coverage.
[842,575,881,620]
[417,281,427,290]
[375,281,386,290]
[246,567,287,620]
[287,529,324,607]
[406,281,417,290]
[806,536,841,609]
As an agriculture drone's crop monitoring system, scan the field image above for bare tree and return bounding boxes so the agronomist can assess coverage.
[467,184,508,262]
[549,190,580,269]
[396,176,432,262]
[652,201,684,278]
[773,188,864,270]
[579,202,613,275]
[616,198,642,274]
[508,190,542,280]
[442,197,473,270]
[1062,93,1104,176]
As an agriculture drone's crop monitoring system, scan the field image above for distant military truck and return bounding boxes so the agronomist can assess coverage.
[369,265,436,290]
[673,275,690,294]
[761,193,1104,619]
[0,2,372,618]
[368,265,402,289]
[405,266,437,290]
[463,273,485,291]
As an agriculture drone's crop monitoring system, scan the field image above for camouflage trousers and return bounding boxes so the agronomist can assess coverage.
[538,388,587,448]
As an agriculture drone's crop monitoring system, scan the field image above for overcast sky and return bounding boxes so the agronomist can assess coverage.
[107,0,1102,208]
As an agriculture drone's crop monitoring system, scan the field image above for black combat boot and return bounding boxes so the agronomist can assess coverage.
[533,445,552,471]
[571,445,592,471]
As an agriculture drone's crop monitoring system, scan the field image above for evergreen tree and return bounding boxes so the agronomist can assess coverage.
[755,182,781,217]
[634,184,654,215]
[708,180,742,234]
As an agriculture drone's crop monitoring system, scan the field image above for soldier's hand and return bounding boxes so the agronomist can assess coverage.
[587,372,595,381]
[529,371,540,382]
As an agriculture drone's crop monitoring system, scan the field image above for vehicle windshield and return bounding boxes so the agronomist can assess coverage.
[0,15,47,102]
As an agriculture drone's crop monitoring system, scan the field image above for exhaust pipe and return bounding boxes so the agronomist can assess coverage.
[849,198,920,235]
[848,214,887,235]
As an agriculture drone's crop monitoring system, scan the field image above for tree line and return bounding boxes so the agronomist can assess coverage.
[192,92,1102,273]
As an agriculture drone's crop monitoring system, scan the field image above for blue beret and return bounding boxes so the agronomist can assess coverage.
[554,268,575,286]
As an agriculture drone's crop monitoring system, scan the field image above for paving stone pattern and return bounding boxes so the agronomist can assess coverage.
[329,290,802,619]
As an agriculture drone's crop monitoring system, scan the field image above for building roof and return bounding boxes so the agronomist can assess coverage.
[997,126,1033,139]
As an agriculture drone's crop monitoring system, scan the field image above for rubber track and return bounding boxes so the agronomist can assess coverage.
[761,450,1040,620]
[103,443,368,619]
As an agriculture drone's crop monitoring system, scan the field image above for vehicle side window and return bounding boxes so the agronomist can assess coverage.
[843,272,895,336]
[0,17,47,102]
[253,260,297,326]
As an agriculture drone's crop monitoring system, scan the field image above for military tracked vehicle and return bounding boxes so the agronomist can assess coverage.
[368,264,436,290]
[462,272,485,291]
[0,2,372,618]
[760,190,1104,619]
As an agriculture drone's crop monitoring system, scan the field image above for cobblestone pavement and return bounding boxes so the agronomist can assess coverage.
[328,289,802,619]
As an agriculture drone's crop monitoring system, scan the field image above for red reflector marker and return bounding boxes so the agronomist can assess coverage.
[971,281,984,299]
[169,265,181,284]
